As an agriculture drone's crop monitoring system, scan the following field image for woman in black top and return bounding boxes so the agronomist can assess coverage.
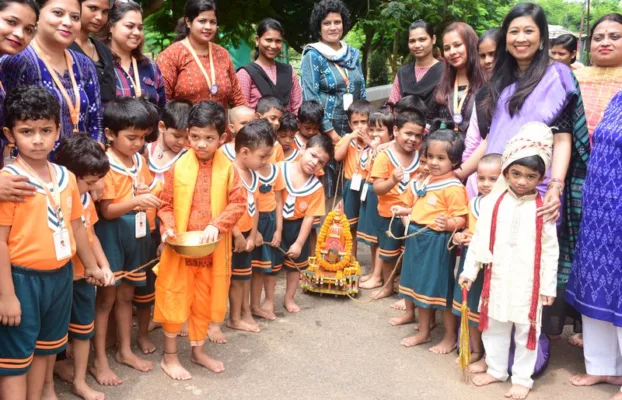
[70,0,116,104]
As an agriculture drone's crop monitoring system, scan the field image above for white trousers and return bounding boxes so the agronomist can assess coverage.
[582,315,622,377]
[482,318,540,389]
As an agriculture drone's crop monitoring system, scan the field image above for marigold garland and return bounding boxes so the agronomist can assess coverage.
[315,210,353,272]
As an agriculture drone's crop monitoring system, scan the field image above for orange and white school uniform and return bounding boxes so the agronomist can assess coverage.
[231,169,259,281]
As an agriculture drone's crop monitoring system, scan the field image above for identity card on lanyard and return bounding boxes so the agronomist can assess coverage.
[109,151,147,238]
[182,39,219,96]
[123,57,142,98]
[17,158,72,261]
[334,63,353,111]
[32,42,81,133]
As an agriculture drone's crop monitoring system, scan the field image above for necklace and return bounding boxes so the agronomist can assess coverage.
[156,141,171,159]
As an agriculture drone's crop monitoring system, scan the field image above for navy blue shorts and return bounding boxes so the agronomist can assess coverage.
[279,219,310,272]
[342,179,361,226]
[69,280,95,340]
[232,231,253,280]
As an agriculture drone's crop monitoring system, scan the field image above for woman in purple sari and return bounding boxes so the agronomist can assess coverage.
[457,1,590,375]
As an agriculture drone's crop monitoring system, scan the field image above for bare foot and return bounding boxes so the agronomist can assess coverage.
[391,299,407,310]
[400,332,431,348]
[178,321,189,337]
[389,312,415,326]
[429,337,457,355]
[89,358,123,386]
[115,350,153,372]
[360,273,372,283]
[42,383,58,400]
[611,392,622,400]
[54,358,74,383]
[414,320,437,331]
[505,384,531,399]
[148,320,161,332]
[252,306,276,321]
[472,372,501,387]
[568,333,584,348]
[73,379,105,400]
[191,350,225,373]
[208,323,227,344]
[138,335,156,354]
[242,313,260,329]
[359,277,382,290]
[468,356,488,374]
[284,299,301,313]
[570,374,622,387]
[160,356,192,381]
[456,351,484,365]
[371,287,394,300]
[226,319,261,333]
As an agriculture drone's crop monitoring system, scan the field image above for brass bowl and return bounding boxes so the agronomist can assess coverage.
[166,231,221,259]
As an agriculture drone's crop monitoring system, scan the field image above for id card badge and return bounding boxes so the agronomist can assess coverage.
[54,229,72,261]
[350,173,362,191]
[135,211,147,238]
[343,93,353,111]
[360,182,369,201]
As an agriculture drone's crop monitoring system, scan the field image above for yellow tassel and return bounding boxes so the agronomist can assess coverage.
[458,284,471,382]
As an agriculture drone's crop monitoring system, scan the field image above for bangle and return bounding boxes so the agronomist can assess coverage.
[547,182,564,196]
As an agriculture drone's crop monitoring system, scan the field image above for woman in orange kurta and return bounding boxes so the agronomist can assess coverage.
[156,0,247,111]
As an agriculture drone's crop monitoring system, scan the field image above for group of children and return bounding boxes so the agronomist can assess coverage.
[0,83,559,400]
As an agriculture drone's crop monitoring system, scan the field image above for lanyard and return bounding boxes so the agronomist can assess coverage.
[32,42,80,133]
[16,157,65,228]
[182,39,216,96]
[452,79,469,119]
[333,63,349,93]
[123,57,142,98]
[0,80,5,98]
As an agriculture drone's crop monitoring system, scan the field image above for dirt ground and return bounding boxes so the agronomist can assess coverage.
[56,245,619,400]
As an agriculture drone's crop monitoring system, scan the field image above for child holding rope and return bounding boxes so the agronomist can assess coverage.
[227,120,274,333]
[391,121,468,354]
[459,122,558,400]
[369,105,426,300]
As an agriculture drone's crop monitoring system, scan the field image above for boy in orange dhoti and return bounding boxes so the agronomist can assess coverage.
[154,101,246,380]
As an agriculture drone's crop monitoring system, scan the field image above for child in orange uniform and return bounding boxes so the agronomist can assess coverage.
[53,134,116,400]
[278,112,300,162]
[334,100,374,259]
[278,135,333,313]
[93,98,162,381]
[227,120,274,333]
[370,106,425,300]
[220,105,255,163]
[255,96,285,163]
[156,101,246,380]
[294,100,323,150]
[0,86,106,400]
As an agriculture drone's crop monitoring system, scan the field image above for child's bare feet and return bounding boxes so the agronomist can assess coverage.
[178,321,189,337]
[160,354,192,381]
[429,337,457,355]
[371,287,393,300]
[42,382,58,400]
[191,348,225,373]
[73,379,105,400]
[89,358,123,386]
[400,332,431,347]
[570,374,622,386]
[148,320,161,332]
[455,351,484,365]
[391,299,406,310]
[208,323,227,344]
[505,384,530,399]
[389,312,415,326]
[359,273,372,283]
[284,298,301,313]
[115,350,153,372]
[54,358,74,383]
[468,355,488,373]
[359,277,382,289]
[611,392,622,400]
[252,306,276,321]
[568,333,584,348]
[472,372,501,387]
[414,320,437,331]
[227,319,261,333]
[138,335,156,354]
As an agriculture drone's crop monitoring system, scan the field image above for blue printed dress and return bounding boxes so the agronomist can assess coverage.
[566,90,622,327]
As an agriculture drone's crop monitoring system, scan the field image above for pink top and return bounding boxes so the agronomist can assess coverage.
[463,109,483,199]
[388,65,432,104]
[236,63,303,114]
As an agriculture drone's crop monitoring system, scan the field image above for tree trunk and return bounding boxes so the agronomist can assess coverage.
[390,30,400,75]
[361,26,375,83]
[142,0,165,18]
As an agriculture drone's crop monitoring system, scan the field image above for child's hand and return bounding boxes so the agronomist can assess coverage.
[390,205,410,217]
[458,276,472,291]
[540,295,555,306]
[357,129,372,146]
[202,225,219,244]
[270,230,282,248]
[392,167,404,184]
[245,236,256,252]
[255,231,264,247]
[452,232,464,245]
[462,232,473,246]
[135,183,150,196]
[101,267,116,286]
[85,266,105,286]
[287,243,302,260]
[233,233,247,253]
[435,214,448,231]
[162,228,177,243]
[157,242,166,257]
[135,194,161,209]
[0,294,21,326]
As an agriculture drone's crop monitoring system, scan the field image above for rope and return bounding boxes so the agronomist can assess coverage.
[331,163,345,211]
[73,257,160,283]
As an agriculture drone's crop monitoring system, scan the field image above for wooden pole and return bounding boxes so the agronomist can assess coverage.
[577,1,585,60]
[586,0,591,64]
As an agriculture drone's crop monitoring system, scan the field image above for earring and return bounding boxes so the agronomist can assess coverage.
[539,44,543,51]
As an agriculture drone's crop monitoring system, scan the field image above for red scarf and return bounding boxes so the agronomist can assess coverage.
[478,190,543,351]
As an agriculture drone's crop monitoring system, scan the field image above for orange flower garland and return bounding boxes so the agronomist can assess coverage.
[316,211,352,272]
